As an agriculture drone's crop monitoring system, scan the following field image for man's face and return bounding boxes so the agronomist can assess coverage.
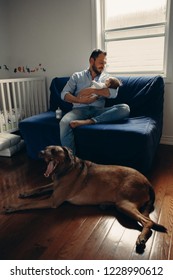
[90,53,107,75]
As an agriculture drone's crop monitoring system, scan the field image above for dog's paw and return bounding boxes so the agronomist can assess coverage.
[136,240,146,254]
[136,230,152,254]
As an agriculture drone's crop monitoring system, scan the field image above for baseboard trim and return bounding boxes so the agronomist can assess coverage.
[160,135,173,145]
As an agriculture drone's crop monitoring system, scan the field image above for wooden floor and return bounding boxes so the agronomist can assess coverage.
[0,144,173,260]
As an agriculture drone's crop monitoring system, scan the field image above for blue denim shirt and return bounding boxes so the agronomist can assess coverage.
[61,69,118,108]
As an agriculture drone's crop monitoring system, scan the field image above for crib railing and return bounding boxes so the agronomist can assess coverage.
[0,77,47,132]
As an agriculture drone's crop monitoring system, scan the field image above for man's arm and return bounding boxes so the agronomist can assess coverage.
[61,72,98,104]
[79,87,118,98]
[79,88,110,98]
[64,92,98,104]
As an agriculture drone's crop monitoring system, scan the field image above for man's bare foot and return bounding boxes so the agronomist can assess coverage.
[70,119,94,128]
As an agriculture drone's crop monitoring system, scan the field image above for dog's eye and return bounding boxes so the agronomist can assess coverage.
[51,148,55,154]
[51,148,58,156]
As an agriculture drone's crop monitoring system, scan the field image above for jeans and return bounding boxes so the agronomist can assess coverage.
[59,104,130,154]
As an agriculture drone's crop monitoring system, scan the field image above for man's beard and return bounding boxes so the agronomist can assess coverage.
[92,64,103,75]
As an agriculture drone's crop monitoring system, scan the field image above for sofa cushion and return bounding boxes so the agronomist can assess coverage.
[74,116,162,173]
[19,111,61,159]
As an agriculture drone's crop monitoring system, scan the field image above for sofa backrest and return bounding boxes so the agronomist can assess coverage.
[49,75,164,118]
[106,75,164,118]
[49,77,72,113]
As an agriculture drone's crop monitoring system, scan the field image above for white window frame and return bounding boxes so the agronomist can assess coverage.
[91,0,172,80]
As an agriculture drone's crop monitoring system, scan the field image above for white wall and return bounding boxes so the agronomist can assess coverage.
[162,83,173,144]
[0,0,173,144]
[7,0,93,84]
[0,0,10,78]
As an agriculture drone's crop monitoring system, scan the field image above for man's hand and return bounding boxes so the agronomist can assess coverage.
[76,93,98,104]
[78,87,95,98]
[79,87,110,98]
[64,91,97,104]
[76,87,98,103]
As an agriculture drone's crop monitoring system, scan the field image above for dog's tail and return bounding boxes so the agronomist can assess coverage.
[152,222,167,233]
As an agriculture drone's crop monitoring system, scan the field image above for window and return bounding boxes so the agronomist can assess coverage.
[97,0,170,76]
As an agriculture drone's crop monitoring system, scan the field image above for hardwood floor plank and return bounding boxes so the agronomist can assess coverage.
[0,212,40,259]
[96,219,126,259]
[74,215,115,260]
[149,185,173,260]
[40,206,102,259]
[52,208,104,260]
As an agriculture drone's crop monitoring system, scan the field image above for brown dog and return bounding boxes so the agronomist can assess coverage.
[4,145,167,253]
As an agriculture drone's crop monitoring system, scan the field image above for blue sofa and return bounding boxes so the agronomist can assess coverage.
[19,75,164,173]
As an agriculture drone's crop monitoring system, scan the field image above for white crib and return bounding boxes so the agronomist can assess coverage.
[0,77,48,133]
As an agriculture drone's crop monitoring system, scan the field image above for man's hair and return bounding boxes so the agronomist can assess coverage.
[90,49,107,60]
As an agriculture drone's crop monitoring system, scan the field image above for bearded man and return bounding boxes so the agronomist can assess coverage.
[60,49,130,154]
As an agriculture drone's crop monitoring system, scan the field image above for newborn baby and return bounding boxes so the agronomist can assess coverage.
[92,77,122,89]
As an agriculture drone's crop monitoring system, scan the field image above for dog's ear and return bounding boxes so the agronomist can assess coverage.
[62,146,73,161]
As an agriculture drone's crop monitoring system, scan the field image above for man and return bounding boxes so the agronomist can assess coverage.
[60,49,130,154]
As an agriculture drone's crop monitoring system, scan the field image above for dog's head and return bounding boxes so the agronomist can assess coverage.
[39,145,73,177]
